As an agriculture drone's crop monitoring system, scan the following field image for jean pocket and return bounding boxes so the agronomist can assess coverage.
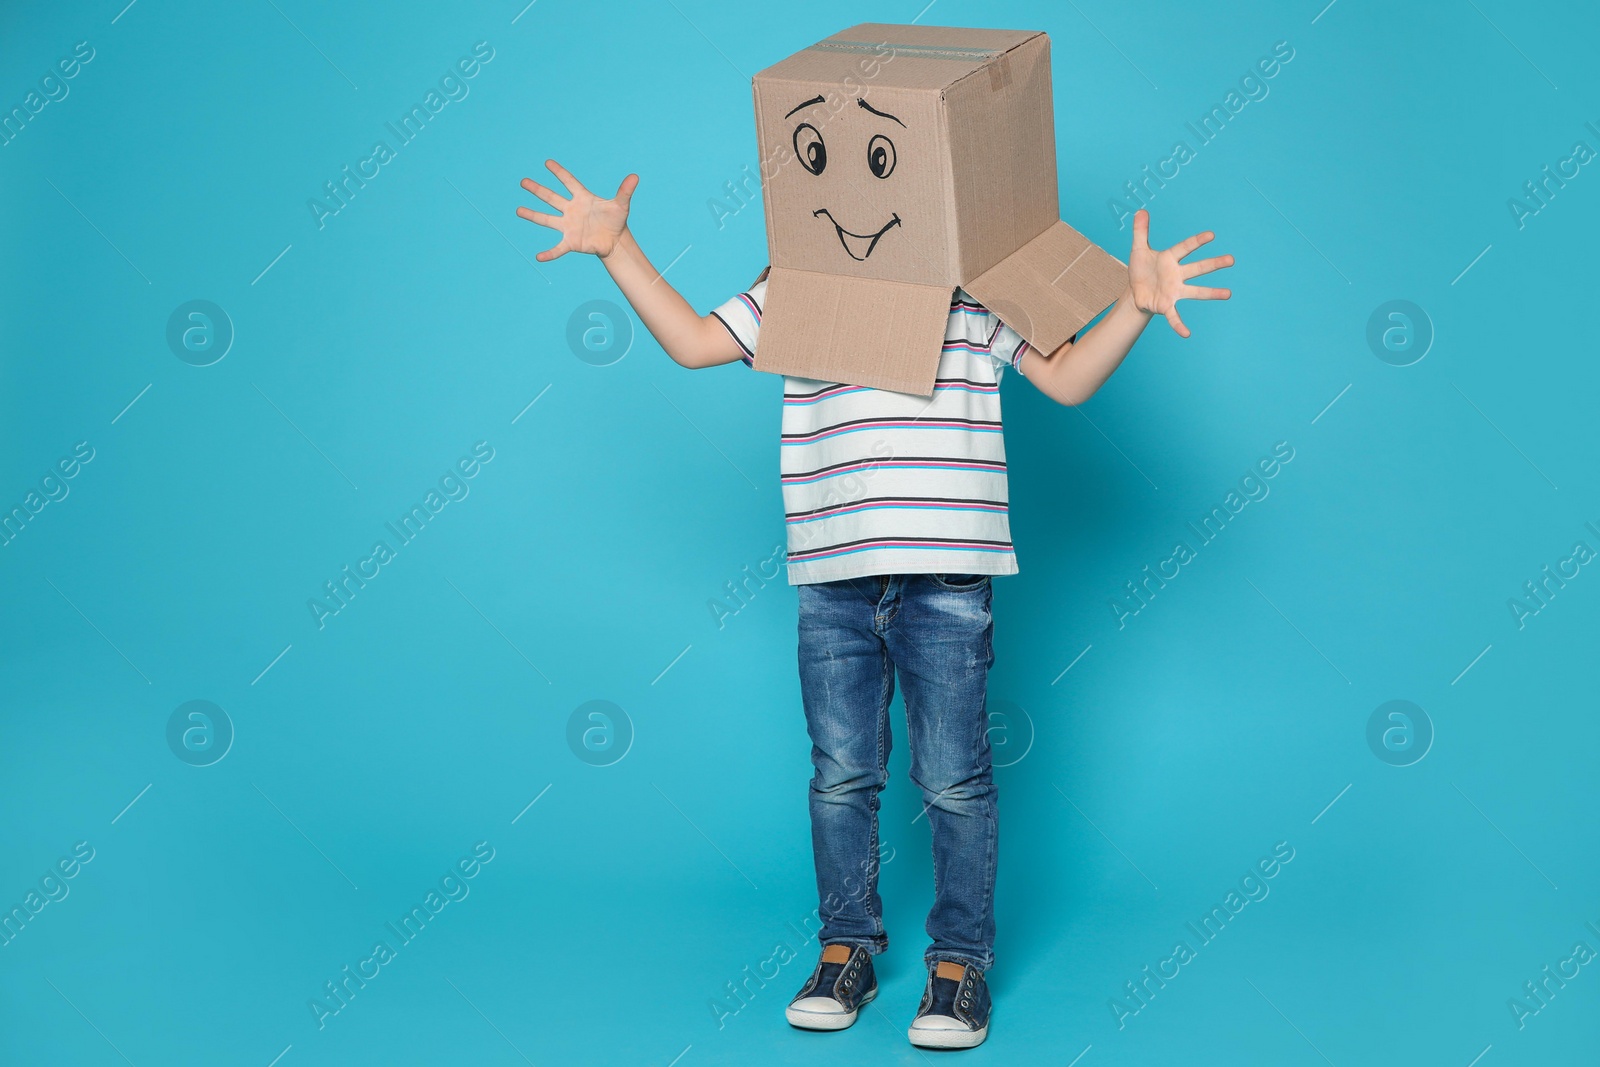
[931,573,990,591]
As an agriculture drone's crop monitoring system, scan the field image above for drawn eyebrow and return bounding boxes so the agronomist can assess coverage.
[857,98,905,127]
[785,95,826,118]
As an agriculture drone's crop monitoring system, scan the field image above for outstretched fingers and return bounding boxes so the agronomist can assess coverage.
[1164,306,1191,338]
[534,240,570,263]
[613,173,639,208]
[1169,230,1215,259]
[521,177,568,209]
[1131,208,1151,251]
[545,159,590,198]
[1181,253,1234,280]
[515,206,561,229]
[1181,284,1232,301]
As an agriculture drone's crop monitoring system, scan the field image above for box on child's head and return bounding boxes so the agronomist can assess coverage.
[748,23,1128,396]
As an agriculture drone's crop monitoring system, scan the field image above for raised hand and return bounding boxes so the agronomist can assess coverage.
[517,160,638,262]
[1126,209,1234,338]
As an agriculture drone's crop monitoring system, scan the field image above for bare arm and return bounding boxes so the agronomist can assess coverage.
[516,160,744,369]
[1021,210,1234,405]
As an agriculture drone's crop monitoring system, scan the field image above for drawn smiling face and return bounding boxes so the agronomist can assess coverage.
[786,96,906,261]
[759,85,953,285]
[787,95,905,261]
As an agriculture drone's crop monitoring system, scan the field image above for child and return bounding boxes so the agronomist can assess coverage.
[518,159,1231,1049]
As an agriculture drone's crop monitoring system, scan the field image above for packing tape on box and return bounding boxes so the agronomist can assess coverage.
[806,39,1004,62]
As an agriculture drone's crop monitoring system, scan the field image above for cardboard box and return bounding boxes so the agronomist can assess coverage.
[750,23,1127,395]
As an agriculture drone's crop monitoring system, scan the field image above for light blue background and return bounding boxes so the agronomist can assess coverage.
[3,1,1597,1064]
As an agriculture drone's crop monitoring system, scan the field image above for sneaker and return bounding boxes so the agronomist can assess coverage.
[785,943,877,1030]
[907,959,990,1049]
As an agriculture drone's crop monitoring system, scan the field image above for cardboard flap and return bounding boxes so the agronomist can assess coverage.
[962,220,1127,354]
[753,269,952,396]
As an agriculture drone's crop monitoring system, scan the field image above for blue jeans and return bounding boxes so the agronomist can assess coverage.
[796,572,998,970]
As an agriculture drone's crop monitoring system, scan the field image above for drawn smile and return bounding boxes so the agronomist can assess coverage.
[813,209,901,261]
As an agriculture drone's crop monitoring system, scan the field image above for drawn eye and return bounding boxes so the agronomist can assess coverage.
[793,123,826,175]
[867,134,896,179]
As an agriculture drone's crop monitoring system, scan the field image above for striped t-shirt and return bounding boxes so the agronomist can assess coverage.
[712,280,1037,586]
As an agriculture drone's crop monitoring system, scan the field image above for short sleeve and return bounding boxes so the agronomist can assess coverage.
[709,279,767,367]
[986,319,1028,378]
[988,319,1077,379]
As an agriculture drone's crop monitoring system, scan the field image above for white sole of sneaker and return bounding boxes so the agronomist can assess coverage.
[785,989,876,1031]
[907,1021,988,1049]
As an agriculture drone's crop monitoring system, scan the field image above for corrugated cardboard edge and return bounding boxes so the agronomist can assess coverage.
[962,220,1127,355]
[753,268,953,396]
